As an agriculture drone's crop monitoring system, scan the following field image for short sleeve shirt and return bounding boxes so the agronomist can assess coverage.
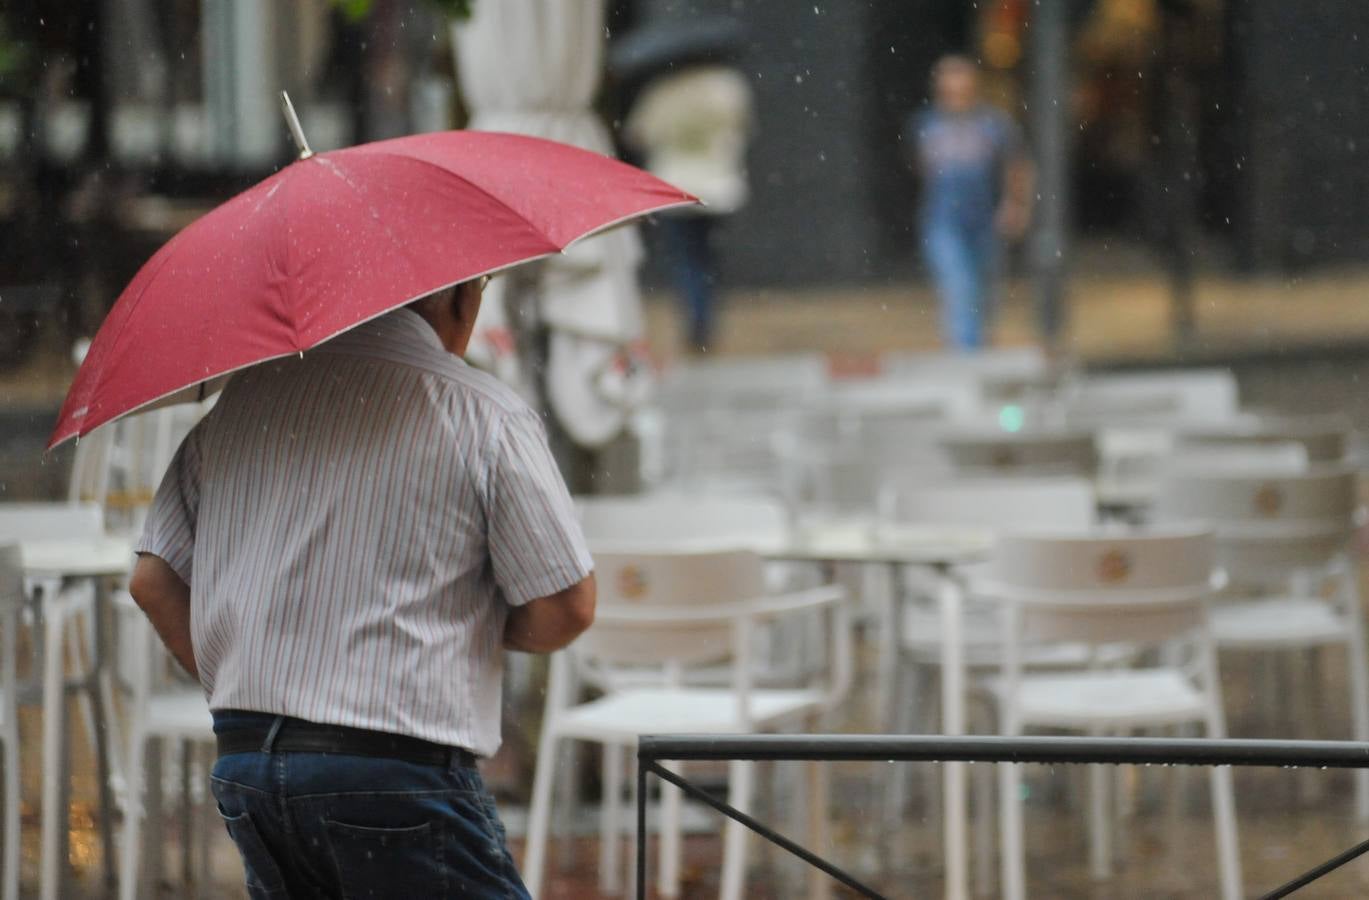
[909,105,1024,227]
[137,309,593,756]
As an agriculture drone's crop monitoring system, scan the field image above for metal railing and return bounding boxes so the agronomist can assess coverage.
[636,734,1369,900]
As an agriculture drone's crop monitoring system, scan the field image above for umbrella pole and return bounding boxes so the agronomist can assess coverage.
[278,91,315,160]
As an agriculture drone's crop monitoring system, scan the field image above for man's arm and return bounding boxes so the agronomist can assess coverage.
[129,553,198,678]
[503,573,596,654]
[996,152,1035,240]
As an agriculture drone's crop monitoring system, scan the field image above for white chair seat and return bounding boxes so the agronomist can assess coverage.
[554,687,824,743]
[989,668,1207,729]
[1210,597,1345,648]
[144,689,214,740]
[902,606,1125,670]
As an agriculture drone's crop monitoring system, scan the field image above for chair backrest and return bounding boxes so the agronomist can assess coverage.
[0,503,105,542]
[577,493,789,551]
[936,428,1098,478]
[1065,370,1239,424]
[1154,466,1357,574]
[882,346,1048,383]
[1177,416,1350,463]
[576,550,767,667]
[987,526,1216,645]
[67,425,117,505]
[880,476,1098,531]
[657,354,828,411]
[1155,466,1356,528]
[1168,441,1309,474]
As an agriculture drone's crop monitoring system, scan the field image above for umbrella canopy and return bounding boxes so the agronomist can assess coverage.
[49,129,695,448]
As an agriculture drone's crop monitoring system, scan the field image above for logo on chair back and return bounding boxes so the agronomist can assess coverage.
[617,565,648,602]
[1097,548,1132,584]
[1254,484,1284,518]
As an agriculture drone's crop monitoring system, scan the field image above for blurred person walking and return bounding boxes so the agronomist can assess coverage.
[130,278,597,899]
[625,61,753,353]
[907,55,1033,350]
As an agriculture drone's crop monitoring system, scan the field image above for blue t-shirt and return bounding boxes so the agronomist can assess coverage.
[909,106,1023,227]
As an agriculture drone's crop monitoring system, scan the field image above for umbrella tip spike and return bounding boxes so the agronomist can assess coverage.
[279,91,315,160]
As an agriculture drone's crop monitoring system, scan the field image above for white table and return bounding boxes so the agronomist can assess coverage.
[761,520,992,900]
[22,536,135,900]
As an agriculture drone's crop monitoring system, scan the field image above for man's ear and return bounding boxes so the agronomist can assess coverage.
[453,280,483,324]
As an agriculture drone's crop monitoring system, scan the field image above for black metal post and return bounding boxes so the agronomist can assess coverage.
[1029,0,1070,348]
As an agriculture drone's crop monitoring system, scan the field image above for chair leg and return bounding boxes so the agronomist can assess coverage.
[1209,764,1242,900]
[883,659,918,843]
[1087,761,1111,881]
[118,736,145,900]
[146,737,166,890]
[554,734,583,874]
[522,730,560,899]
[659,761,683,899]
[972,751,994,898]
[806,759,831,900]
[997,761,1025,900]
[599,742,623,896]
[196,743,214,900]
[1203,641,1244,900]
[1342,580,1369,823]
[719,760,754,900]
[3,732,19,900]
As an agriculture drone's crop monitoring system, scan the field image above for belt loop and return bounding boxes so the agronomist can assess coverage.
[261,715,286,753]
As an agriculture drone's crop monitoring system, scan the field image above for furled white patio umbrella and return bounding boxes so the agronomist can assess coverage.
[454,0,651,449]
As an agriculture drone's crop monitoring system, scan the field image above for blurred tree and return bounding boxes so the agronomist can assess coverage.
[331,0,474,21]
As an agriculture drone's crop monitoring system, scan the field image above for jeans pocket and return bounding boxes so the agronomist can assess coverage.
[217,809,290,898]
[324,819,447,900]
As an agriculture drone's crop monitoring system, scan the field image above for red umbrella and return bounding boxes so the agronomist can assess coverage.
[50,110,695,448]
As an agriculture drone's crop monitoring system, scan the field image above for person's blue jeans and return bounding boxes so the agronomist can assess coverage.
[210,713,528,900]
[922,217,1000,350]
[661,214,718,351]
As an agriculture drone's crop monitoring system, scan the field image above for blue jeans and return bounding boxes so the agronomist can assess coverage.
[210,713,528,900]
[923,217,1000,350]
[661,215,718,350]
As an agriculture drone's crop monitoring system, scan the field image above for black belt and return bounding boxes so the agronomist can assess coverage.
[216,717,477,769]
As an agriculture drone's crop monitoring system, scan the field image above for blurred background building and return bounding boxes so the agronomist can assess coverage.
[4,0,1369,493]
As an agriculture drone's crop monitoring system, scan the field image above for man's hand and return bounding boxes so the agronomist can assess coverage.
[129,553,198,678]
[504,573,596,653]
[995,200,1031,241]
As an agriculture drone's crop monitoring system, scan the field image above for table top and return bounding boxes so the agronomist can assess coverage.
[590,519,994,567]
[761,519,994,566]
[20,536,136,578]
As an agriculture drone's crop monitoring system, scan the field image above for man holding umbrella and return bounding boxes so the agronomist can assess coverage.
[131,277,593,897]
[52,113,695,897]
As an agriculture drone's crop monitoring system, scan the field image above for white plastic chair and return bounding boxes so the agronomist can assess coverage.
[112,591,217,900]
[1176,415,1351,465]
[1062,369,1239,426]
[577,492,791,553]
[983,527,1242,900]
[0,544,22,900]
[876,476,1099,882]
[936,427,1097,478]
[1155,465,1369,820]
[522,550,849,900]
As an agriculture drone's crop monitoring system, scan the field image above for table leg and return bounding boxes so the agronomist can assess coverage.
[39,593,67,900]
[938,571,968,900]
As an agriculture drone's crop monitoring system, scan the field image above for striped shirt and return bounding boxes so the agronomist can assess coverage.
[137,309,593,756]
